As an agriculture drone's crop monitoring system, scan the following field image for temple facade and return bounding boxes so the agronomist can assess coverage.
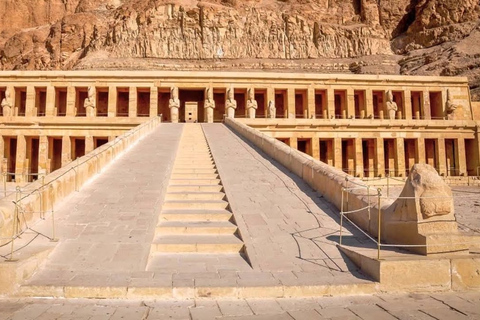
[0,71,478,182]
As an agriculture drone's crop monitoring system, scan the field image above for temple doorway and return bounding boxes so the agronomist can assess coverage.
[179,89,204,123]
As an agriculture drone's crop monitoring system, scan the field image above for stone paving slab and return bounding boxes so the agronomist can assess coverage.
[19,123,184,287]
[203,124,371,283]
[0,292,479,319]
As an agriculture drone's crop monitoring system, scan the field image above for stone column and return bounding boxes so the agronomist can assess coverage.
[347,88,355,119]
[437,137,447,176]
[108,86,116,117]
[66,86,76,116]
[85,136,94,154]
[287,88,295,119]
[375,138,385,177]
[45,86,55,116]
[404,90,412,120]
[15,135,26,183]
[354,138,364,177]
[150,86,158,118]
[62,136,72,167]
[289,137,298,150]
[456,138,467,176]
[25,86,35,117]
[334,138,342,170]
[129,86,137,117]
[365,89,374,119]
[394,138,406,177]
[422,89,431,120]
[311,137,320,160]
[416,138,426,164]
[327,88,335,119]
[38,135,48,175]
[307,87,315,119]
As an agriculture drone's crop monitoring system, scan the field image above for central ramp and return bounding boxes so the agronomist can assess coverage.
[147,123,251,272]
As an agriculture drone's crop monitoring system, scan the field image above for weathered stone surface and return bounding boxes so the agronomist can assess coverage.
[0,0,479,99]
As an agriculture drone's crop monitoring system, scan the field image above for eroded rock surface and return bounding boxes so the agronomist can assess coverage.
[0,0,479,99]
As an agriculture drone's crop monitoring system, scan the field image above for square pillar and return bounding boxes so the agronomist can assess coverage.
[66,86,76,116]
[129,87,137,117]
[311,137,320,160]
[375,138,385,177]
[333,138,342,170]
[38,135,48,175]
[404,90,413,120]
[85,136,94,154]
[365,89,374,119]
[287,88,295,119]
[307,87,315,119]
[422,89,431,120]
[45,86,55,116]
[456,138,467,176]
[25,86,35,117]
[327,88,335,119]
[395,138,406,177]
[15,135,26,183]
[347,88,355,119]
[416,138,426,164]
[62,136,72,167]
[437,137,447,176]
[150,86,158,118]
[108,86,116,117]
[289,136,298,149]
[354,138,364,177]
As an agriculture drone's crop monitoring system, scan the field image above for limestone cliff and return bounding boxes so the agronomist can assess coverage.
[0,0,479,99]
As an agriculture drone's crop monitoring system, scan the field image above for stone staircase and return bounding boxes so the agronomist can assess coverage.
[147,123,250,271]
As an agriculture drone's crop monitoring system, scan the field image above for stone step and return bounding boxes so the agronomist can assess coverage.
[163,200,229,210]
[156,221,238,235]
[173,168,218,174]
[165,192,226,201]
[174,161,215,166]
[151,235,244,253]
[170,173,219,179]
[167,185,224,193]
[146,253,251,273]
[169,179,221,185]
[161,209,232,221]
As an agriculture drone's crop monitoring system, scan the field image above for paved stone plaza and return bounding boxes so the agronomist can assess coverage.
[0,292,479,319]
[0,123,479,317]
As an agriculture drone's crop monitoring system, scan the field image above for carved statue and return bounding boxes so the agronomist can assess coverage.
[169,87,180,123]
[386,90,397,120]
[445,89,461,120]
[225,87,237,118]
[246,88,258,119]
[1,87,13,117]
[267,100,276,119]
[84,86,96,117]
[204,88,215,123]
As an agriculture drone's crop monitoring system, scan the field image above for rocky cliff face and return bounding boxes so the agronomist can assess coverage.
[0,0,479,99]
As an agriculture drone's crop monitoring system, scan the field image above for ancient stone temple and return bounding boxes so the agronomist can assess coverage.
[0,71,478,183]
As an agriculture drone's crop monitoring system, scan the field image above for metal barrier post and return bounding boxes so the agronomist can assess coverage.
[377,188,382,260]
[50,185,58,242]
[3,172,6,197]
[386,174,390,198]
[339,188,344,246]
[367,186,371,220]
[6,187,21,261]
[345,177,349,212]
